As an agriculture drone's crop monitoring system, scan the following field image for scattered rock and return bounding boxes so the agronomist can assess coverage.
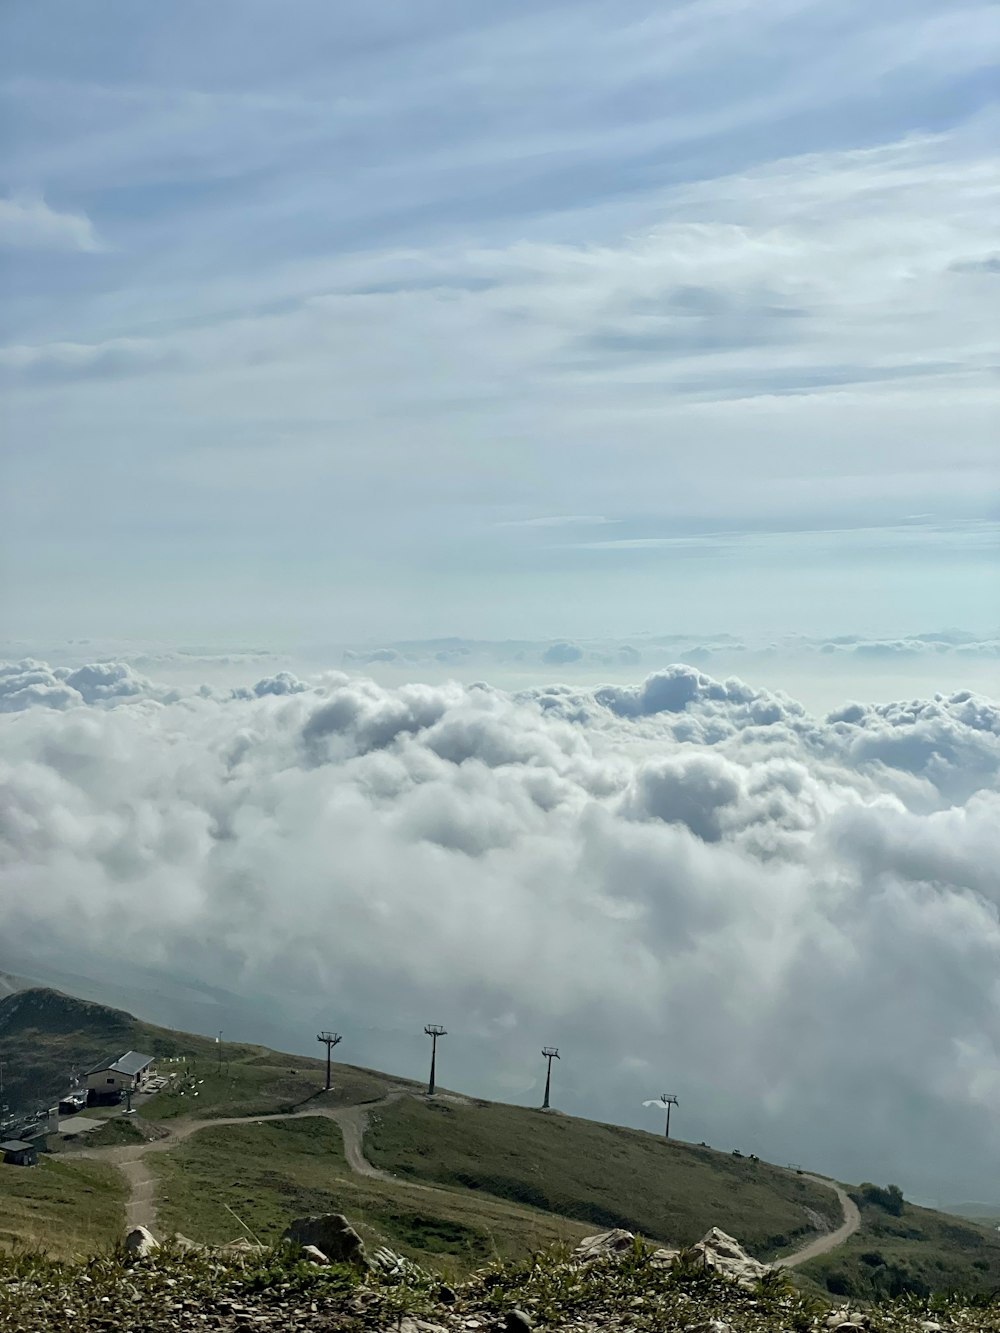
[504,1310,533,1332]
[686,1227,769,1288]
[651,1245,681,1266]
[282,1213,368,1268]
[123,1226,158,1257]
[572,1227,636,1262]
[300,1244,328,1265]
[371,1244,432,1282]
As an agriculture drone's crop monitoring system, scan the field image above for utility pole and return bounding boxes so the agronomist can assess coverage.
[217,1031,223,1074]
[541,1047,560,1110]
[659,1093,679,1138]
[424,1025,447,1095]
[316,1031,342,1091]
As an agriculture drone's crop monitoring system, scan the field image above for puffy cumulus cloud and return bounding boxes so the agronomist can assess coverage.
[0,658,174,712]
[234,672,310,699]
[1,660,999,1199]
[542,641,584,665]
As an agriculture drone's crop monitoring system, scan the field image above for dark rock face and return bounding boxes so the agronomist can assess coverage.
[281,1214,368,1268]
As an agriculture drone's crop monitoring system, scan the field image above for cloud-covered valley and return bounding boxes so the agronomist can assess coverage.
[1,658,998,1202]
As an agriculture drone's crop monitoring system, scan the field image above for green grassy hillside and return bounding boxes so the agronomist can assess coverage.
[151,1116,594,1268]
[5,986,1000,1302]
[364,1097,839,1259]
[800,1190,1000,1301]
[0,1157,126,1258]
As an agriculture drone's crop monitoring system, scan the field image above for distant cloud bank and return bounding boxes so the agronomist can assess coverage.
[1,657,998,1198]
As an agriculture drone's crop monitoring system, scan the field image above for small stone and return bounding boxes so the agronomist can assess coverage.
[300,1244,328,1265]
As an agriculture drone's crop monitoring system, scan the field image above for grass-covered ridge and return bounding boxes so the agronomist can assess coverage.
[6,986,1000,1306]
[365,1095,839,1258]
[151,1116,595,1268]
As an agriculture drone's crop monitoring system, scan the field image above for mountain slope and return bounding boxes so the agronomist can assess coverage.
[0,971,31,1001]
[4,987,1000,1298]
[365,1095,839,1259]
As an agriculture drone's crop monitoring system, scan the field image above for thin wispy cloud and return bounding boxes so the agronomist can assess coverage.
[0,190,102,252]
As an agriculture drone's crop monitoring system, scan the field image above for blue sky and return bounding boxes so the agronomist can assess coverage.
[1,0,997,668]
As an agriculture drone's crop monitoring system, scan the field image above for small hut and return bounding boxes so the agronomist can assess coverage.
[1,1139,38,1167]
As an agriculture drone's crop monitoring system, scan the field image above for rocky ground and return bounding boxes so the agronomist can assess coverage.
[2,1219,999,1333]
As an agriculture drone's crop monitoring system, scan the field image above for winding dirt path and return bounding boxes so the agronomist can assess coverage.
[78,1092,860,1269]
[774,1174,861,1268]
[75,1090,408,1232]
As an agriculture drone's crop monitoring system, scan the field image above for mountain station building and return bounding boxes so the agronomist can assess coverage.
[85,1051,156,1104]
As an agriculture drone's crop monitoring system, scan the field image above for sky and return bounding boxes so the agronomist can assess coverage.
[0,0,997,665]
[1,1,999,1209]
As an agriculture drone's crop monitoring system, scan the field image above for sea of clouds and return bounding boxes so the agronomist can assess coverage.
[1,656,998,1201]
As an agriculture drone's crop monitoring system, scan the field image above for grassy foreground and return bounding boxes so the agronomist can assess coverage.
[3,1235,1000,1333]
[0,1157,126,1258]
[365,1096,839,1258]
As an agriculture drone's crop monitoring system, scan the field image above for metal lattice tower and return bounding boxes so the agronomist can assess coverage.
[541,1047,560,1110]
[316,1031,342,1091]
[659,1093,679,1138]
[424,1025,447,1095]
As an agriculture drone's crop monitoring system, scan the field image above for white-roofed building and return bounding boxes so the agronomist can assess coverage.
[85,1051,156,1102]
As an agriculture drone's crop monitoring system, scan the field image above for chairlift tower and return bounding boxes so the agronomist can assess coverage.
[424,1025,447,1096]
[316,1031,342,1091]
[659,1093,679,1138]
[541,1047,560,1110]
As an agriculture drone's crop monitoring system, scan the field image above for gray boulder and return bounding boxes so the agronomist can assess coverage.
[572,1227,637,1262]
[282,1213,368,1268]
[686,1227,769,1288]
[123,1225,159,1257]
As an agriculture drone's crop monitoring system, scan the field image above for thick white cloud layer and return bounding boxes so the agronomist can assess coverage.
[1,659,998,1200]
